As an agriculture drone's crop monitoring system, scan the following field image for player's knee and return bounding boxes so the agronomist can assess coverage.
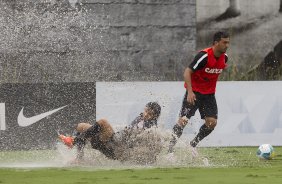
[76,123,92,133]
[205,117,217,129]
[97,119,114,142]
[97,118,110,126]
[177,116,189,128]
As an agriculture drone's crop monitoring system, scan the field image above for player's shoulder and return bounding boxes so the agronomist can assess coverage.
[196,50,208,56]
[224,53,228,62]
[194,51,208,60]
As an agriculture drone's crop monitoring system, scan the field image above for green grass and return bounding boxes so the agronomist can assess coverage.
[0,147,282,184]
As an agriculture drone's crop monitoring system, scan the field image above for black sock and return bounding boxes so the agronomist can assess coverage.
[173,124,184,138]
[190,124,213,147]
[168,124,184,153]
[73,137,86,147]
[72,136,86,159]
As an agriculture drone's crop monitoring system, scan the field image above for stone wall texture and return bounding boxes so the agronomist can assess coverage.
[0,0,196,83]
[196,0,282,80]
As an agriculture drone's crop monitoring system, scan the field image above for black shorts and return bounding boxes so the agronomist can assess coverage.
[179,91,218,119]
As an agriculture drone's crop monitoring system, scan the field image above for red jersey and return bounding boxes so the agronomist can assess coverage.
[184,47,227,94]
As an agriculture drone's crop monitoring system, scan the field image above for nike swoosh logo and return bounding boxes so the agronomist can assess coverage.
[18,105,67,127]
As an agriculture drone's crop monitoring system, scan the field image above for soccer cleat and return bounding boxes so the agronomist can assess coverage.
[59,134,74,148]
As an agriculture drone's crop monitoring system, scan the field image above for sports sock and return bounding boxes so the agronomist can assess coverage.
[168,124,184,153]
[173,124,184,138]
[73,137,86,147]
[73,137,86,159]
[73,123,101,160]
[190,124,213,147]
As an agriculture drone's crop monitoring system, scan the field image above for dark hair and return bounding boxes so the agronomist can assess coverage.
[213,31,230,43]
[146,102,161,119]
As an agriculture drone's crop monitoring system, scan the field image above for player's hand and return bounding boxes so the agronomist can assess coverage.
[187,91,196,105]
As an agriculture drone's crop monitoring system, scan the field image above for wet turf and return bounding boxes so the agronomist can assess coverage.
[0,147,281,184]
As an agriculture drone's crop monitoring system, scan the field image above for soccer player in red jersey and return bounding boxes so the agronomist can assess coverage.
[168,31,230,154]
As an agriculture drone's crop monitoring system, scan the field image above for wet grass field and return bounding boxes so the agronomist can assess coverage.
[0,146,281,184]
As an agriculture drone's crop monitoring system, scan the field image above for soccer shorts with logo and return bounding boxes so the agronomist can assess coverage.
[179,91,218,119]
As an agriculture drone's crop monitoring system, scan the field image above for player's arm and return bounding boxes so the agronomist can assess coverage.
[128,114,143,129]
[183,67,193,93]
[183,67,195,104]
[185,51,208,105]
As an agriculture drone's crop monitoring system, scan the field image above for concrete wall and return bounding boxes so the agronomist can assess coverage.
[197,0,280,22]
[197,0,282,80]
[0,0,196,83]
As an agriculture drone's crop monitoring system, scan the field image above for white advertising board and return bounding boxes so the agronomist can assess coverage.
[96,81,282,147]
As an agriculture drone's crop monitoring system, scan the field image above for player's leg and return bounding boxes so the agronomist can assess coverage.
[91,119,116,160]
[96,119,114,142]
[168,91,198,153]
[59,120,115,161]
[76,123,92,133]
[58,123,91,148]
[190,117,217,147]
[75,119,113,140]
[74,123,92,159]
[190,94,218,147]
[74,119,114,147]
[75,119,115,159]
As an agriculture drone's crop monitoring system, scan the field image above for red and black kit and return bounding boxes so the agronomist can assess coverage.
[181,47,228,119]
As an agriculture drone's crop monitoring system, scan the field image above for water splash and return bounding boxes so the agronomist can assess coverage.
[0,127,212,169]
[68,0,78,8]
